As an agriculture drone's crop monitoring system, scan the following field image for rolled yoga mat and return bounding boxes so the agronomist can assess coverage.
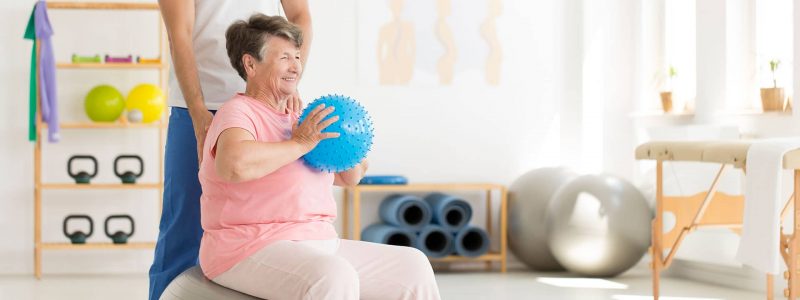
[361,224,416,247]
[453,226,490,257]
[359,175,408,185]
[424,192,472,232]
[379,194,432,231]
[416,225,453,258]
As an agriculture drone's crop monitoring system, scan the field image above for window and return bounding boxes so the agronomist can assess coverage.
[756,0,793,100]
[664,0,696,112]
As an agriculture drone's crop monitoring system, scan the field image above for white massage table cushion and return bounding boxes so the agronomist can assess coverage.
[636,141,800,169]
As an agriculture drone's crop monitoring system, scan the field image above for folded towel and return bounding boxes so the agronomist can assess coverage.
[736,138,800,274]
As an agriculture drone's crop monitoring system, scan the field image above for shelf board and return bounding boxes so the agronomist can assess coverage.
[718,109,793,117]
[57,62,165,69]
[41,242,155,250]
[629,111,695,118]
[429,253,502,263]
[350,183,504,192]
[41,122,165,129]
[39,183,161,190]
[46,2,159,10]
[632,110,795,118]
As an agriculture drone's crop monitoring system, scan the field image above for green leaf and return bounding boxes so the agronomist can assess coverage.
[769,60,780,72]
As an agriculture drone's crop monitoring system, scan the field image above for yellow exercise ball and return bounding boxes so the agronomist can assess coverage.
[126,84,165,123]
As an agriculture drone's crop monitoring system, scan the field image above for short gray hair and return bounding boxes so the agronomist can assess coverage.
[225,13,303,81]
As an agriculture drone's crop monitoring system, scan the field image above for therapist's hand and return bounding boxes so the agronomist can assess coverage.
[189,108,214,165]
[287,90,304,114]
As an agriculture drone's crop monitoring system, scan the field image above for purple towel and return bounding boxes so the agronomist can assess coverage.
[25,1,59,142]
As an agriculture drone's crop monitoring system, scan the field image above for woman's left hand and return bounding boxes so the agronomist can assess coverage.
[334,159,369,186]
[357,159,369,173]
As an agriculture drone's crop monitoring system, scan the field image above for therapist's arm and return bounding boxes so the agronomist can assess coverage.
[282,0,313,113]
[159,0,215,163]
[282,0,313,69]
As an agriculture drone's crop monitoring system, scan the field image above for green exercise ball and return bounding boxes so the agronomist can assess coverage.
[85,85,124,122]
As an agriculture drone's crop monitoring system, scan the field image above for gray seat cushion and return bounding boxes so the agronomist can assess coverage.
[160,266,261,300]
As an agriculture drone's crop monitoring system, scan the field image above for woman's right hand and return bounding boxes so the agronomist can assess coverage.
[292,104,340,153]
[189,108,214,164]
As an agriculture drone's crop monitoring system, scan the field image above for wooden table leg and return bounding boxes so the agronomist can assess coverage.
[791,170,800,299]
[652,161,664,300]
[767,274,773,300]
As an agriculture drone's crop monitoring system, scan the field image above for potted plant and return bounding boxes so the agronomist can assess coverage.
[660,65,676,113]
[760,59,785,111]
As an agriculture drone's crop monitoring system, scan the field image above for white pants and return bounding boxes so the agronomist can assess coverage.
[212,239,441,300]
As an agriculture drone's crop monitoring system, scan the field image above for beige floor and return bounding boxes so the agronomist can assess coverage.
[0,267,764,300]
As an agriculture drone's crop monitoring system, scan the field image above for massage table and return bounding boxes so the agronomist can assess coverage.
[636,141,800,299]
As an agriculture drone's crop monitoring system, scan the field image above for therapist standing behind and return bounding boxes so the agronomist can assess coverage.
[149,1,312,299]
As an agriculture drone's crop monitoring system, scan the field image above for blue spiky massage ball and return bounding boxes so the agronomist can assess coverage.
[298,94,374,173]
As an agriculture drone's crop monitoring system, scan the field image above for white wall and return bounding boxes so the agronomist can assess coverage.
[4,0,624,275]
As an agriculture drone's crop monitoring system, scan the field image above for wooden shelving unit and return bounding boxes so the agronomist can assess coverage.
[341,183,508,272]
[56,62,166,69]
[46,1,159,10]
[32,1,167,279]
[43,122,166,129]
[42,242,156,250]
[39,183,162,190]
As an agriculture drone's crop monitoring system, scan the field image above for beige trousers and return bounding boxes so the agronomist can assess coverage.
[212,239,441,300]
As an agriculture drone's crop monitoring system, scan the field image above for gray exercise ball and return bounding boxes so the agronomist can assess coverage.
[546,174,652,277]
[160,266,261,300]
[508,167,578,271]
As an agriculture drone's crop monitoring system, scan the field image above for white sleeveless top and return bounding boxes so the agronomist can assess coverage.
[167,0,283,109]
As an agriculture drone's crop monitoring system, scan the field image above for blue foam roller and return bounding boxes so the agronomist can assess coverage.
[424,192,473,232]
[359,175,408,185]
[361,224,416,247]
[453,226,490,257]
[298,94,374,173]
[379,194,432,231]
[416,225,453,258]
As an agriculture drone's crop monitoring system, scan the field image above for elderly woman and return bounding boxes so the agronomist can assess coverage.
[197,14,441,300]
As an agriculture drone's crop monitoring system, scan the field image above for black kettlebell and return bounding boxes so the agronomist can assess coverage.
[67,155,98,184]
[114,155,144,184]
[105,215,135,244]
[63,215,93,244]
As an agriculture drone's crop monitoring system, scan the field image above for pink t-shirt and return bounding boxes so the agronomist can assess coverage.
[198,94,338,279]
